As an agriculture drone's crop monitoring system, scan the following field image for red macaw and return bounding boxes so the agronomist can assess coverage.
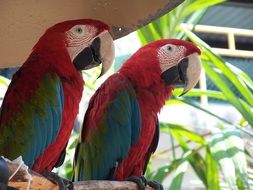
[0,19,114,177]
[73,39,201,189]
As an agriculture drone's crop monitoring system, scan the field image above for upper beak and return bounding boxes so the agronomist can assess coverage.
[73,31,115,77]
[97,31,115,77]
[161,52,201,96]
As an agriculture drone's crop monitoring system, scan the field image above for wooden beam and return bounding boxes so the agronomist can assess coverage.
[228,32,236,50]
[1,0,185,68]
[181,24,253,37]
[181,24,253,58]
[212,48,253,58]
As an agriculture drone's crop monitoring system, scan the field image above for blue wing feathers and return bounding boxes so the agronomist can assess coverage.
[44,102,53,150]
[74,77,142,181]
[130,98,141,145]
[23,74,64,167]
[33,112,43,165]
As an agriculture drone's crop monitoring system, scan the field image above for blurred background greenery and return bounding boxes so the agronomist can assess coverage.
[1,0,253,189]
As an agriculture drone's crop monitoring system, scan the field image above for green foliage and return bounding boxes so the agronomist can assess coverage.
[207,129,250,189]
[137,0,225,43]
[0,76,10,99]
[0,76,10,87]
[137,0,253,189]
[168,160,189,190]
[147,122,250,189]
[181,27,253,127]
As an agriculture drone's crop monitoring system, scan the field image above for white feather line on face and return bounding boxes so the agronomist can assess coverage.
[158,45,186,73]
[66,25,97,61]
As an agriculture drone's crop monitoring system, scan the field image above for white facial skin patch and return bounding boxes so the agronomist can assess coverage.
[158,44,186,73]
[157,43,201,95]
[66,25,97,61]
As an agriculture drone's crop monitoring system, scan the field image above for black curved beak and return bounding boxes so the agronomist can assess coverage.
[161,52,202,96]
[161,57,189,87]
[73,37,102,71]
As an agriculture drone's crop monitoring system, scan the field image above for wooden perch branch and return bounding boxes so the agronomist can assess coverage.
[74,181,153,190]
[7,157,59,190]
[4,157,153,190]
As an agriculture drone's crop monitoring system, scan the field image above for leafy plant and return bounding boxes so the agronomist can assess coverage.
[137,0,253,189]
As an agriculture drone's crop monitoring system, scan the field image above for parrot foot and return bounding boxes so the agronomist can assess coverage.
[147,180,164,190]
[126,175,147,190]
[126,175,163,190]
[43,172,73,190]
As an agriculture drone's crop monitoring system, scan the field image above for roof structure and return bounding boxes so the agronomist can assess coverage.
[195,1,253,103]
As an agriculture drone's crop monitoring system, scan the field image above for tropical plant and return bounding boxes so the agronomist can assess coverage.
[137,0,253,189]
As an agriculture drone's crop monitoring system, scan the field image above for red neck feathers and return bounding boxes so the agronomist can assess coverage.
[119,47,173,113]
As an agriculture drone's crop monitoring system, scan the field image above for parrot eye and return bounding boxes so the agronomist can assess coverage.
[158,44,179,62]
[75,27,83,34]
[167,45,173,51]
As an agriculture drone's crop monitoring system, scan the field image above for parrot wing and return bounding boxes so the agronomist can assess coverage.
[0,61,64,168]
[74,73,141,181]
[143,119,159,173]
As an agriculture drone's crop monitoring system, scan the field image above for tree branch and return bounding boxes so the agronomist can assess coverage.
[4,157,152,190]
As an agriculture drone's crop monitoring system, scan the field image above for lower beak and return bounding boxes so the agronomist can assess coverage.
[161,52,201,96]
[73,31,115,77]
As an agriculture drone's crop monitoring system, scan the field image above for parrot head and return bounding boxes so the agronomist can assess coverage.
[120,39,201,96]
[33,19,115,76]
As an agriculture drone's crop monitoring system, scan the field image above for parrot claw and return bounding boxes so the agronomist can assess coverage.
[126,175,163,190]
[43,172,74,190]
[147,180,164,190]
[126,175,147,190]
